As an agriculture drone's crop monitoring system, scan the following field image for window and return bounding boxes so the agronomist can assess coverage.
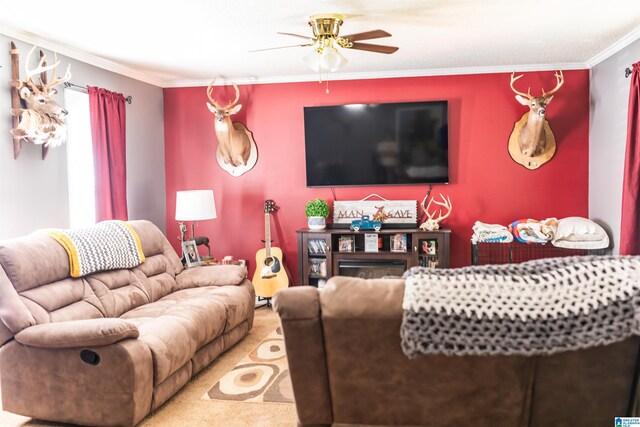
[64,89,96,228]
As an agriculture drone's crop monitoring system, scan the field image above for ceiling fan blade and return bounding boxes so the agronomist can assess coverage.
[342,29,391,42]
[277,32,316,42]
[250,43,313,53]
[349,42,399,54]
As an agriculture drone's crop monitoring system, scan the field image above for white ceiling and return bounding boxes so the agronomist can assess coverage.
[1,0,639,87]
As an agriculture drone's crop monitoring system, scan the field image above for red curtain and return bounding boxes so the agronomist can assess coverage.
[621,61,640,255]
[88,86,128,222]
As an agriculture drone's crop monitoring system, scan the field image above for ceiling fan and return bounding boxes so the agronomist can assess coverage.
[252,14,399,72]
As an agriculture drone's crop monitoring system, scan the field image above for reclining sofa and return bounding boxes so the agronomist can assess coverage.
[0,220,255,426]
[274,276,640,427]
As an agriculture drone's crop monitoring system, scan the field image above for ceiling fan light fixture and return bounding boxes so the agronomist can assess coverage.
[303,44,346,72]
[261,13,395,87]
[303,49,323,72]
[320,45,346,72]
[308,14,344,38]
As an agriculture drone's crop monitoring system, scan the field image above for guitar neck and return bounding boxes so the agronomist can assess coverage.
[264,212,272,257]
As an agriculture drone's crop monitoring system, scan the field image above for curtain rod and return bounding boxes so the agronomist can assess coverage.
[63,82,133,104]
[625,67,632,78]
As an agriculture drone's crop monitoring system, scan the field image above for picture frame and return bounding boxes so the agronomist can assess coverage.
[391,233,407,252]
[422,239,438,255]
[364,233,379,252]
[338,235,355,252]
[182,240,202,267]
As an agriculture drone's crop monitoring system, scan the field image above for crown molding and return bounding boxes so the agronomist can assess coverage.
[5,21,626,89]
[586,26,640,68]
[0,24,164,87]
[162,62,589,88]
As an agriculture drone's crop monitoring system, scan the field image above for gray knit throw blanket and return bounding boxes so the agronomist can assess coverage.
[401,255,640,358]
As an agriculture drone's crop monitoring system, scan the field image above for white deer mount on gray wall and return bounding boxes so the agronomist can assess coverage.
[10,43,71,159]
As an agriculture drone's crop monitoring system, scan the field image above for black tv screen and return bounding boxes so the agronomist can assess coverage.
[304,101,449,187]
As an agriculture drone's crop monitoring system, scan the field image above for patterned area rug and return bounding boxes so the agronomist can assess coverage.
[202,327,294,404]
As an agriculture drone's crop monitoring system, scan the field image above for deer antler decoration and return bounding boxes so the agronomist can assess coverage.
[419,193,452,231]
[10,45,72,150]
[206,80,258,177]
[508,70,564,169]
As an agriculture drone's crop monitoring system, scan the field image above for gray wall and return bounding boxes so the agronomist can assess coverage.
[0,35,166,239]
[590,39,640,254]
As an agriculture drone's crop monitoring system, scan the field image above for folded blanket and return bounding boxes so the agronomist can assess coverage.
[401,255,640,358]
[49,221,145,277]
[509,218,558,243]
[471,221,513,243]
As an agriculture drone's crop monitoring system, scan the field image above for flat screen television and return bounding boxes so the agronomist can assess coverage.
[304,101,449,187]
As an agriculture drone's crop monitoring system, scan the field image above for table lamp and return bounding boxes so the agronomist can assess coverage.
[175,190,217,258]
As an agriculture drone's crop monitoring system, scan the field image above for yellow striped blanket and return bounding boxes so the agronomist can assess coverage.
[49,220,145,277]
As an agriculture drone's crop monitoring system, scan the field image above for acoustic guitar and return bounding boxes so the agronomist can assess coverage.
[253,200,289,300]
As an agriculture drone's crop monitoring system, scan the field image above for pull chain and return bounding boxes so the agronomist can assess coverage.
[317,69,330,94]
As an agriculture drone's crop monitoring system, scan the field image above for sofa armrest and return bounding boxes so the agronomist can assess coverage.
[176,264,247,289]
[273,287,333,426]
[320,276,405,319]
[1,335,153,426]
[14,318,139,348]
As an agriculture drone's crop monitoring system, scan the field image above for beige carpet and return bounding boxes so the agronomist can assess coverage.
[0,308,298,427]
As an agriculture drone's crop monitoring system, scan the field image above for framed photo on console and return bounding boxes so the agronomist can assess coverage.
[421,239,438,255]
[338,235,355,252]
[391,234,407,252]
[364,233,378,252]
[182,240,202,267]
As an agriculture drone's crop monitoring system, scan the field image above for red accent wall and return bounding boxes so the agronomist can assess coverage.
[163,71,589,280]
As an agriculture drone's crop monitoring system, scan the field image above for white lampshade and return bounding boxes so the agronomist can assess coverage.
[303,45,347,73]
[320,45,346,72]
[303,49,322,72]
[175,190,217,221]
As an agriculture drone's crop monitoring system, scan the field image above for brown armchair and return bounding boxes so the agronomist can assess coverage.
[274,276,640,427]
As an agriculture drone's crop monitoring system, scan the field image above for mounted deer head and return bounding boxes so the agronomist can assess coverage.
[508,71,563,168]
[419,193,452,231]
[206,80,252,169]
[10,46,71,148]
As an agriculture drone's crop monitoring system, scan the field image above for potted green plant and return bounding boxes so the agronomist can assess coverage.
[305,199,330,230]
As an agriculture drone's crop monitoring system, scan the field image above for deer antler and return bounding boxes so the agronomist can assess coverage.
[420,192,430,218]
[23,46,43,94]
[44,53,71,90]
[227,82,240,109]
[425,193,452,222]
[510,72,532,100]
[206,80,222,109]
[541,70,564,98]
[206,80,241,110]
[23,47,71,93]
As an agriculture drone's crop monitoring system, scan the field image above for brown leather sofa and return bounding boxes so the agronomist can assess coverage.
[273,276,640,427]
[0,220,255,426]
